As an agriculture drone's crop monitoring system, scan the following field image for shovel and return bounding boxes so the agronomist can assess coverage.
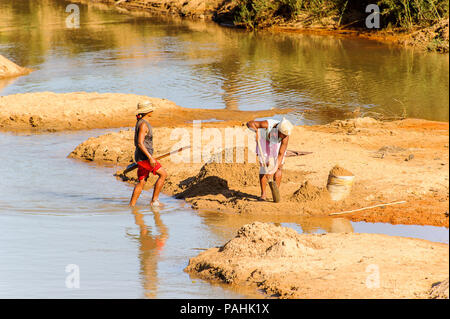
[121,146,191,175]
[256,138,281,203]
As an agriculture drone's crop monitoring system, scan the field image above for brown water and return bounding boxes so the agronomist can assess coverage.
[0,0,448,123]
[0,0,448,299]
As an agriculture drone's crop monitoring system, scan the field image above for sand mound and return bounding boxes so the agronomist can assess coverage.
[219,222,321,258]
[174,161,260,199]
[428,278,449,299]
[185,222,449,298]
[290,181,329,202]
[198,162,260,187]
[201,147,305,187]
[329,165,353,177]
[0,55,31,79]
[196,146,261,187]
[176,174,231,199]
[173,147,306,201]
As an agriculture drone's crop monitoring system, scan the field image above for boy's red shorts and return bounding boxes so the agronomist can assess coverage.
[137,160,162,181]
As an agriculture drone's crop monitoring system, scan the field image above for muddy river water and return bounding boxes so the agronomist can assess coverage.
[0,0,448,298]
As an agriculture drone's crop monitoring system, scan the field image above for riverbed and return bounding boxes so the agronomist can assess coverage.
[0,0,448,298]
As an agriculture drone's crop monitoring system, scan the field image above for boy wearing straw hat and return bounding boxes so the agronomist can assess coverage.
[129,101,167,207]
[246,117,293,201]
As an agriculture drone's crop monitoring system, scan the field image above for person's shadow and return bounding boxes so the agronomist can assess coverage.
[127,207,168,298]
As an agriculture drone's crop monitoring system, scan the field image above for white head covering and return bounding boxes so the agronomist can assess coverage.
[278,118,293,136]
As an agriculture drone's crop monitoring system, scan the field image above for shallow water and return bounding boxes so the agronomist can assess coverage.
[0,0,448,299]
[0,0,449,123]
[0,131,251,298]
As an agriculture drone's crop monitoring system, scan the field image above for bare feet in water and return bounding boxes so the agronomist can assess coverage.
[150,200,161,207]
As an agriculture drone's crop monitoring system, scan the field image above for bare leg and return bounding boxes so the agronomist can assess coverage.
[274,167,282,188]
[259,174,268,200]
[130,179,146,207]
[151,167,167,204]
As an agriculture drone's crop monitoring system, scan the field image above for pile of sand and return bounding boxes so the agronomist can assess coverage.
[172,147,306,202]
[198,161,260,188]
[185,222,449,298]
[219,222,321,258]
[0,55,31,79]
[174,161,260,200]
[290,181,329,202]
[175,170,231,199]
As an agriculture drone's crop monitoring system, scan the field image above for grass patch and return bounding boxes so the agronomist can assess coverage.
[233,0,449,30]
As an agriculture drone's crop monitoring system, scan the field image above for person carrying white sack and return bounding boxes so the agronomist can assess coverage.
[246,117,294,201]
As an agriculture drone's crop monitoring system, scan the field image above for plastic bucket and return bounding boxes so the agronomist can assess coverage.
[327,174,355,201]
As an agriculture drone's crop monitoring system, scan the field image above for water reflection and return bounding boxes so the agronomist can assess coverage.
[198,211,354,242]
[295,217,354,234]
[198,211,448,244]
[128,207,168,298]
[0,0,448,123]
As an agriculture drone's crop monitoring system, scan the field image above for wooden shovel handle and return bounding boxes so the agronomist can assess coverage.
[122,145,191,174]
[155,145,191,160]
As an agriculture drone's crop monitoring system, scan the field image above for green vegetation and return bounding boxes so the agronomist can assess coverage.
[233,0,449,30]
[427,37,445,51]
[234,0,343,29]
[378,0,448,29]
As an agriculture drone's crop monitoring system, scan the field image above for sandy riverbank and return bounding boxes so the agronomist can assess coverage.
[0,92,289,132]
[0,55,32,79]
[185,222,449,298]
[69,115,449,227]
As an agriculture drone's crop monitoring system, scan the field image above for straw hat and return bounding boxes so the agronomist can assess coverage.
[135,101,155,114]
[278,118,293,136]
